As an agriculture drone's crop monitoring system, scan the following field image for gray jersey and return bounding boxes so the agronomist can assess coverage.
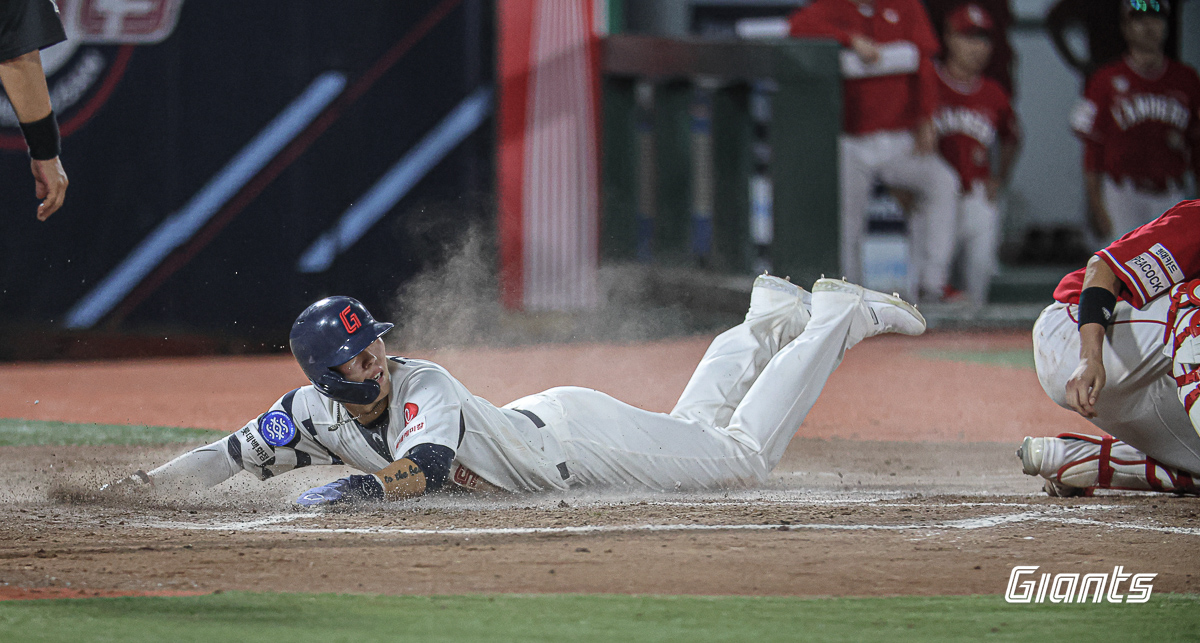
[158,357,575,493]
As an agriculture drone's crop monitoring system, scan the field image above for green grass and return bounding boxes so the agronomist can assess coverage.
[919,349,1036,370]
[0,593,1197,642]
[0,418,223,446]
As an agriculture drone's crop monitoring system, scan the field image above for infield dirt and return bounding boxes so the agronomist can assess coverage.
[1,331,1197,599]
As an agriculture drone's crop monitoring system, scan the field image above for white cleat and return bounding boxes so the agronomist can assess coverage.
[1016,436,1088,497]
[812,278,926,338]
[749,274,811,319]
[1016,436,1044,476]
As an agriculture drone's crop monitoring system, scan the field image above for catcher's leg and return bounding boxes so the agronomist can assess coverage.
[1018,433,1198,496]
[671,274,810,429]
[1168,280,1200,431]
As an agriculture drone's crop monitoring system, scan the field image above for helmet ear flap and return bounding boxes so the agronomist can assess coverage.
[313,371,381,406]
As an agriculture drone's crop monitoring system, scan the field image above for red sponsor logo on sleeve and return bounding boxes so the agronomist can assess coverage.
[403,403,419,424]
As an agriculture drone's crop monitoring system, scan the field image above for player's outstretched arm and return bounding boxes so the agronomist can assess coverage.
[296,443,453,507]
[99,436,243,496]
[1065,256,1121,418]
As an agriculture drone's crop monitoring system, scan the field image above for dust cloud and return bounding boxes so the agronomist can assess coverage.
[387,221,740,351]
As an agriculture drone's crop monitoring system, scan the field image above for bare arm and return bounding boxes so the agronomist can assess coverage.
[1084,171,1112,240]
[0,50,68,221]
[1065,256,1121,418]
[987,138,1020,200]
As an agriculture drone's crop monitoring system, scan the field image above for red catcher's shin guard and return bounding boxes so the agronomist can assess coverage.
[1050,433,1198,494]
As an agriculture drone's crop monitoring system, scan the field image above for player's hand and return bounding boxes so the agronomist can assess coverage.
[913,120,937,156]
[1065,357,1106,418]
[297,477,355,507]
[849,34,881,65]
[98,470,152,494]
[986,177,1002,201]
[31,156,68,221]
[1088,204,1113,240]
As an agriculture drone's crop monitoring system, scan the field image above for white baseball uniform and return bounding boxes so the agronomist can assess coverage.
[148,277,911,494]
[1032,200,1200,478]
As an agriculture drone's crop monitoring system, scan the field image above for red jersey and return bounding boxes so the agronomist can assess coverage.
[789,0,940,135]
[933,65,1019,191]
[1054,200,1200,309]
[1071,57,1200,191]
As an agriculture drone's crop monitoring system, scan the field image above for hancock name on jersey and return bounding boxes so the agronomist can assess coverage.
[0,0,184,129]
[1111,94,1190,131]
[933,106,997,146]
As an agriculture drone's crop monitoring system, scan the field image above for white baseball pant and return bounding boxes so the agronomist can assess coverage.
[840,130,959,295]
[1102,176,1185,244]
[955,181,1000,307]
[1033,297,1200,475]
[504,281,872,490]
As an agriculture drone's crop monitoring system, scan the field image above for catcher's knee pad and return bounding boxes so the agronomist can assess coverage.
[1044,433,1197,494]
[1166,280,1200,417]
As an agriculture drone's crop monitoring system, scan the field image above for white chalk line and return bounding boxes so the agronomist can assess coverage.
[131,507,1200,537]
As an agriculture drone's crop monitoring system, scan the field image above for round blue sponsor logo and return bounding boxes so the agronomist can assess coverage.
[259,411,297,447]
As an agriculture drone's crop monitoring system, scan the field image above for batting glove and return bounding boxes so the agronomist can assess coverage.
[296,475,383,507]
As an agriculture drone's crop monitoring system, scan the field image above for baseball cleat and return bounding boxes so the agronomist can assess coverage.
[813,278,926,337]
[1016,436,1044,476]
[748,274,811,320]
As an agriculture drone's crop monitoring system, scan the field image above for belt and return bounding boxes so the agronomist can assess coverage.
[512,408,571,481]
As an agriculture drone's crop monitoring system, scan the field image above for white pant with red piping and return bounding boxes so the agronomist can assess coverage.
[1033,296,1200,477]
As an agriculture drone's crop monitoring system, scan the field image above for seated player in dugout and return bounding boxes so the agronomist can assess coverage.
[105,277,926,506]
[1018,199,1200,496]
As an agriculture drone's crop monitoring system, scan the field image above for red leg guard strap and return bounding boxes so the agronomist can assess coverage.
[1097,436,1116,488]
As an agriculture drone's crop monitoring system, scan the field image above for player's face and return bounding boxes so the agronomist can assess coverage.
[1122,14,1167,53]
[945,31,993,75]
[334,338,391,404]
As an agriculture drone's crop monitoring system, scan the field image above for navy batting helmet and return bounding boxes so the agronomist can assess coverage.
[289,296,394,405]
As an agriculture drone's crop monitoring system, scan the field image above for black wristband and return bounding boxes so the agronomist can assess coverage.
[18,111,61,161]
[347,474,384,500]
[1078,287,1117,329]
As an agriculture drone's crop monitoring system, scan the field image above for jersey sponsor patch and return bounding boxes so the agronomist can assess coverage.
[394,414,427,452]
[403,402,419,424]
[259,411,297,447]
[1150,244,1185,283]
[1125,251,1174,299]
[237,425,274,465]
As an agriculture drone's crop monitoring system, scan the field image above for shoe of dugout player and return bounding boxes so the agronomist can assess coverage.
[812,278,926,338]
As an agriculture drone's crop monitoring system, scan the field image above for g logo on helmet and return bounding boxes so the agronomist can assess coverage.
[259,411,297,447]
[339,305,361,333]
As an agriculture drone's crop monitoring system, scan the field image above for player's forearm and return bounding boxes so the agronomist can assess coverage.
[1077,256,1120,359]
[372,458,428,500]
[147,438,242,493]
[996,140,1020,186]
[1084,172,1108,216]
[0,51,53,122]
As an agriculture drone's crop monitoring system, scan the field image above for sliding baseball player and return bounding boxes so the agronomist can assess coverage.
[106,276,925,504]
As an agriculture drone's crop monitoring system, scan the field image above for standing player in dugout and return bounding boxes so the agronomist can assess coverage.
[104,276,926,505]
[1019,199,1200,496]
[932,2,1020,308]
[1070,0,1200,243]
